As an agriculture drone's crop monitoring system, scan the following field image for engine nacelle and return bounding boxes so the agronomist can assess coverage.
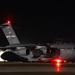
[17,47,30,56]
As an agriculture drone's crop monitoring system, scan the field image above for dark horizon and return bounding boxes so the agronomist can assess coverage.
[0,0,75,45]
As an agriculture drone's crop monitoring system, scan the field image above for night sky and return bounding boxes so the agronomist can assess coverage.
[0,0,75,45]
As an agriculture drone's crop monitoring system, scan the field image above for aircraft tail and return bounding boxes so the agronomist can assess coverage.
[0,21,20,45]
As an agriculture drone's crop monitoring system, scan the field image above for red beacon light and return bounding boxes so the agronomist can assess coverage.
[51,58,64,68]
[54,58,67,63]
[7,20,11,24]
[51,58,63,63]
[55,59,62,63]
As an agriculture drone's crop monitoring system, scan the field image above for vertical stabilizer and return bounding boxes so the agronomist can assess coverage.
[0,22,20,45]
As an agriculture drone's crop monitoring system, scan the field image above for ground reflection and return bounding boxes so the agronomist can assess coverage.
[55,62,62,72]
[56,67,60,72]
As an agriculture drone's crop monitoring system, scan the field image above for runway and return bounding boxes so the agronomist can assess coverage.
[0,62,75,75]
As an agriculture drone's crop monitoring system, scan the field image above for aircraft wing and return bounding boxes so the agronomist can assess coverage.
[0,44,36,51]
[6,44,36,48]
[0,47,16,50]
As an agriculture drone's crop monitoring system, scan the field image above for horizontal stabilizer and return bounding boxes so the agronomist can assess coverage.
[0,23,10,28]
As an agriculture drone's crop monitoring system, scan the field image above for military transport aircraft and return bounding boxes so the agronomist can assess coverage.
[0,21,75,63]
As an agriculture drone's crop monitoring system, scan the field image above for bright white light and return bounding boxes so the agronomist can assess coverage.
[0,51,4,61]
[56,59,61,63]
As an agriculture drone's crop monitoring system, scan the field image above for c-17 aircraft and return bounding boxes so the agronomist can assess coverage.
[0,21,52,62]
[0,21,75,63]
